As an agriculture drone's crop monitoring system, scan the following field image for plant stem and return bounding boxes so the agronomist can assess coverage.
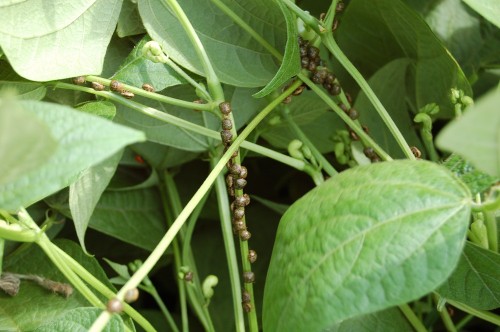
[281,107,338,177]
[398,304,427,332]
[52,83,307,172]
[143,283,180,332]
[89,80,302,332]
[210,0,282,60]
[165,0,224,101]
[484,211,498,252]
[211,155,246,332]
[321,37,415,160]
[433,294,457,332]
[455,314,474,330]
[282,0,321,35]
[298,74,393,161]
[162,58,211,101]
[446,298,500,326]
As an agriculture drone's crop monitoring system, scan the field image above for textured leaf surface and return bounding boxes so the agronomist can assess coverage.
[263,160,471,331]
[139,0,285,87]
[253,1,300,98]
[0,240,115,331]
[439,242,500,310]
[76,101,116,120]
[117,0,146,37]
[34,307,124,332]
[437,89,500,177]
[0,100,145,210]
[463,0,500,29]
[327,307,413,332]
[0,81,46,100]
[0,98,57,187]
[0,0,123,81]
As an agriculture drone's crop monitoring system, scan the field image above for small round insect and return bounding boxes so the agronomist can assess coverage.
[124,288,139,303]
[226,174,234,188]
[234,178,247,190]
[121,90,135,99]
[239,229,251,241]
[239,166,248,179]
[300,57,310,69]
[349,129,359,141]
[362,125,370,134]
[332,18,340,31]
[299,46,308,57]
[230,163,242,176]
[219,102,232,115]
[243,271,255,283]
[345,92,353,104]
[336,2,345,13]
[73,76,85,85]
[220,130,233,145]
[282,95,293,104]
[363,147,376,159]
[242,193,251,206]
[307,46,320,59]
[222,118,233,130]
[234,196,247,207]
[91,82,105,91]
[184,271,194,282]
[330,84,341,96]
[142,83,155,92]
[323,82,333,91]
[242,290,251,303]
[325,73,336,84]
[107,299,123,313]
[248,250,257,263]
[233,220,246,232]
[233,207,245,219]
[410,146,422,158]
[338,103,348,113]
[348,108,359,120]
[307,61,317,72]
[242,302,252,313]
[292,85,305,96]
[110,80,123,92]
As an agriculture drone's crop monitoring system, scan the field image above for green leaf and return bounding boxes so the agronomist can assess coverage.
[70,151,123,254]
[436,89,500,177]
[439,242,500,310]
[34,307,125,332]
[139,0,285,87]
[326,307,413,332]
[0,98,57,187]
[263,160,471,331]
[355,58,423,159]
[337,0,471,117]
[0,81,46,100]
[0,240,115,331]
[76,101,116,120]
[0,100,145,211]
[112,37,186,92]
[253,1,300,98]
[0,0,123,81]
[463,0,500,29]
[117,0,146,38]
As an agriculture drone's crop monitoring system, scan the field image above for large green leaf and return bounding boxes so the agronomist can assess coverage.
[439,242,500,310]
[112,37,186,92]
[139,0,285,87]
[0,98,57,187]
[0,240,115,331]
[355,58,423,159]
[34,307,124,332]
[117,0,146,37]
[0,0,123,81]
[463,0,500,29]
[69,152,123,254]
[337,0,471,117]
[327,307,413,332]
[263,160,471,331]
[0,100,145,211]
[0,81,46,100]
[436,89,500,177]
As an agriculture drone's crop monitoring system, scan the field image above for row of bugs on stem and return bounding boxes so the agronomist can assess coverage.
[73,76,155,98]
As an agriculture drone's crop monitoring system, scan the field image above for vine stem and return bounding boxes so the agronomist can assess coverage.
[398,304,427,332]
[165,0,224,101]
[211,155,246,332]
[89,79,303,332]
[432,294,457,332]
[163,57,211,101]
[51,83,307,173]
[446,298,500,326]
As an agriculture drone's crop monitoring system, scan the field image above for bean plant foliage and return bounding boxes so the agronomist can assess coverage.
[0,0,499,331]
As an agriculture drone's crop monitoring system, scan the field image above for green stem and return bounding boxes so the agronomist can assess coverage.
[80,77,213,112]
[455,314,474,331]
[210,0,282,60]
[165,0,224,101]
[446,299,500,326]
[398,304,427,332]
[433,294,457,332]
[282,0,321,35]
[89,79,302,332]
[321,37,415,160]
[324,0,340,32]
[143,283,180,332]
[211,155,246,332]
[162,58,211,101]
[281,107,338,177]
[52,83,307,172]
[484,211,498,252]
[298,73,393,161]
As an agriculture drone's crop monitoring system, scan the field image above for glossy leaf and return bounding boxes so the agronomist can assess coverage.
[34,307,124,332]
[439,242,500,310]
[76,101,116,120]
[355,58,423,158]
[139,0,285,87]
[0,100,145,211]
[327,307,413,332]
[69,151,123,254]
[253,1,300,98]
[0,0,123,81]
[463,0,500,29]
[436,89,500,177]
[0,98,57,187]
[0,240,115,331]
[117,0,146,37]
[112,37,186,92]
[337,0,471,117]
[0,81,46,100]
[263,160,471,331]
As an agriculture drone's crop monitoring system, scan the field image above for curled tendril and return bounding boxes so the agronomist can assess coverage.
[142,41,169,63]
